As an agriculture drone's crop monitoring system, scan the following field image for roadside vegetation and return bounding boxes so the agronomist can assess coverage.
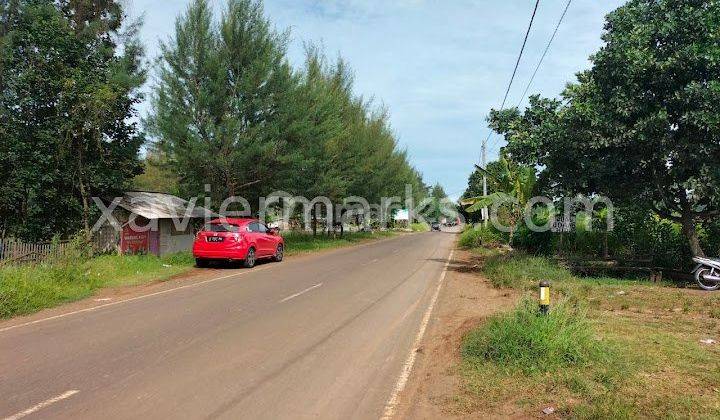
[0,0,432,244]
[282,230,399,256]
[452,3,720,413]
[0,240,195,319]
[410,222,430,232]
[455,246,720,418]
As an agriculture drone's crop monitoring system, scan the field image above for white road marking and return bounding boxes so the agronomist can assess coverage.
[279,283,323,303]
[4,390,79,420]
[0,266,274,334]
[380,248,454,420]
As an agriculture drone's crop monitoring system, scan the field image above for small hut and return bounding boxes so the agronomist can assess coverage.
[112,191,214,256]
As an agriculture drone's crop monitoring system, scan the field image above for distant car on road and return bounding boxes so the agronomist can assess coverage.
[193,218,284,268]
[431,221,441,231]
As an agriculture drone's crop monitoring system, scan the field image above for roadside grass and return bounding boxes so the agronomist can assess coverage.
[458,225,504,249]
[282,230,399,256]
[0,252,194,319]
[458,250,720,418]
[410,222,430,232]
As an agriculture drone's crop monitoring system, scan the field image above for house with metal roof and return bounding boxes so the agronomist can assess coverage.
[111,191,215,257]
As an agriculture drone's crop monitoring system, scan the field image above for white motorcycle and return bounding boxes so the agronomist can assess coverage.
[692,257,720,291]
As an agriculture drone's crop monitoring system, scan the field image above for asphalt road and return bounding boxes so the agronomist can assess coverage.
[0,231,455,420]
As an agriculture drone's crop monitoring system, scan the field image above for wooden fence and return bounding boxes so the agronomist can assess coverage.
[0,239,69,263]
[0,227,119,264]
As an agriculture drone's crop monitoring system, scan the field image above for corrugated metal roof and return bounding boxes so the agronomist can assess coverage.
[117,191,215,220]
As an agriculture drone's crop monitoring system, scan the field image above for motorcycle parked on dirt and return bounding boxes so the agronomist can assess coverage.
[692,257,720,291]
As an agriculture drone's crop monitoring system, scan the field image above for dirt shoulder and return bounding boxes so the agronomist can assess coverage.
[397,248,720,419]
[395,248,518,419]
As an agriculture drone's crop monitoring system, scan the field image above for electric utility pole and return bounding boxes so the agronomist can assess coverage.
[481,140,488,226]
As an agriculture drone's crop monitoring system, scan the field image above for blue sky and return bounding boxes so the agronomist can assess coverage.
[128,0,626,199]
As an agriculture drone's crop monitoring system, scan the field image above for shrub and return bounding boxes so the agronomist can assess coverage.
[458,224,504,248]
[462,298,608,375]
[410,222,429,232]
[483,253,574,289]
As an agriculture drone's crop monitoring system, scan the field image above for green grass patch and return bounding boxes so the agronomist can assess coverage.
[462,298,613,375]
[0,251,194,319]
[410,222,429,232]
[282,230,398,256]
[458,224,504,248]
[457,250,720,418]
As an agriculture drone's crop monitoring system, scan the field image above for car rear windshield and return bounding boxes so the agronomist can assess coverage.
[205,223,241,233]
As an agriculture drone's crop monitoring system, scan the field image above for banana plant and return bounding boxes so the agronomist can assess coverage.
[461,157,537,245]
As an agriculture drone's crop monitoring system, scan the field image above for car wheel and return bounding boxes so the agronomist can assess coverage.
[195,258,209,268]
[243,247,256,268]
[273,244,284,262]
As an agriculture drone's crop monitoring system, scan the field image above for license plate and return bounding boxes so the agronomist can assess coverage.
[207,236,224,242]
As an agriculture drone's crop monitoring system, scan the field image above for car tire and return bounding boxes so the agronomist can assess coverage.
[195,258,209,268]
[243,247,256,268]
[273,244,284,262]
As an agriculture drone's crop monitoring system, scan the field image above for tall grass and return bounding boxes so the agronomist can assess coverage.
[483,254,574,289]
[0,240,194,319]
[458,224,504,248]
[462,298,611,375]
[410,222,429,232]
[282,230,397,255]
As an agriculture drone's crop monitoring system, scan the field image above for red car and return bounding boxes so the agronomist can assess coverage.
[193,218,284,268]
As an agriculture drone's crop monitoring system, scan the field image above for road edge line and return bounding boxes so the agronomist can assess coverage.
[3,390,79,420]
[380,247,455,420]
[0,267,272,334]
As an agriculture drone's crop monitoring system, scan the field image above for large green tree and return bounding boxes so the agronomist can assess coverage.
[0,0,145,240]
[147,0,294,207]
[148,0,427,217]
[490,0,720,256]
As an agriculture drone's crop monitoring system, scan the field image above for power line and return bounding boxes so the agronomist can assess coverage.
[478,0,542,222]
[499,0,541,111]
[483,0,542,154]
[515,0,573,109]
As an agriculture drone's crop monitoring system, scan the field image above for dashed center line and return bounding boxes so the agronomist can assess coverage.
[279,283,323,303]
[4,390,79,420]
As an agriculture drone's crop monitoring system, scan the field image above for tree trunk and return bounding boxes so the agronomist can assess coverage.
[603,231,609,260]
[311,208,317,237]
[77,174,91,243]
[681,214,705,257]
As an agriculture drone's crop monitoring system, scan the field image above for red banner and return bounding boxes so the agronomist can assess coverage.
[121,226,149,255]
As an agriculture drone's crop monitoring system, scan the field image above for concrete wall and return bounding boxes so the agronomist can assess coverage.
[158,219,196,256]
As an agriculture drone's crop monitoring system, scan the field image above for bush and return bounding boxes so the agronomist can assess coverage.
[458,224,504,248]
[483,253,574,289]
[462,298,607,375]
[410,222,429,232]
